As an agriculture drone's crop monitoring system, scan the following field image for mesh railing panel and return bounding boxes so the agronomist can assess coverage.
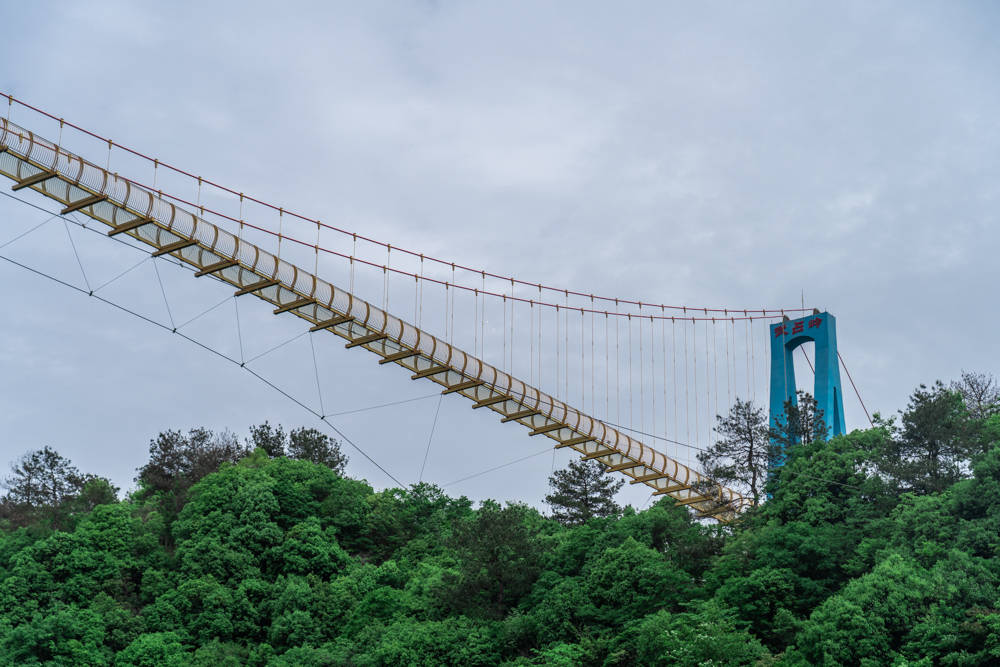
[0,116,748,515]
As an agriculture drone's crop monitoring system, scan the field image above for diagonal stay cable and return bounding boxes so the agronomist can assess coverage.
[0,236,852,499]
[309,332,326,417]
[0,245,405,488]
[1,192,195,277]
[175,293,235,331]
[0,253,89,296]
[605,419,707,454]
[444,446,552,488]
[0,192,847,499]
[244,330,309,365]
[61,219,91,292]
[0,195,406,485]
[316,415,404,487]
[0,213,57,250]
[419,394,443,483]
[174,327,403,487]
[151,258,176,330]
[234,297,245,364]
[92,255,151,293]
[326,393,439,418]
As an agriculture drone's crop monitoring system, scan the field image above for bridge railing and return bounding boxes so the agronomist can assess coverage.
[0,115,750,520]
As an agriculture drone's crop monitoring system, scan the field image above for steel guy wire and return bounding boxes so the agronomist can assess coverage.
[0,243,406,488]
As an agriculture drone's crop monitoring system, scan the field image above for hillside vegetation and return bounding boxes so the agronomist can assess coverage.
[2,376,1000,665]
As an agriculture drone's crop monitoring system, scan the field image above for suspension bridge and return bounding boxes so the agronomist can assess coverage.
[0,94,866,522]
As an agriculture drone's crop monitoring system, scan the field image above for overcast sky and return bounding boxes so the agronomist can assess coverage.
[1,1,998,508]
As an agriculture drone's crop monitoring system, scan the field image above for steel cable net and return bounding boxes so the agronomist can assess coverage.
[0,115,751,517]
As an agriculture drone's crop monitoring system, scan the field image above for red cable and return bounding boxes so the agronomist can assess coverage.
[797,347,873,429]
[28,158,776,321]
[799,346,815,373]
[838,351,873,428]
[3,92,813,317]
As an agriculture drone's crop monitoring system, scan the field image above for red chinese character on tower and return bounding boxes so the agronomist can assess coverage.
[808,317,823,329]
[774,324,788,337]
[792,321,804,334]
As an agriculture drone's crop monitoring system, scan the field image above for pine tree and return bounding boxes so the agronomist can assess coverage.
[697,399,770,506]
[544,458,624,525]
[769,391,829,451]
[3,446,84,508]
[1,447,116,528]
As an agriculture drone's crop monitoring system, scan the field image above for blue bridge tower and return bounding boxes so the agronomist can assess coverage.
[769,311,846,467]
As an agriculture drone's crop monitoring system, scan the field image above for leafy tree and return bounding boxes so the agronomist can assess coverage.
[612,601,772,666]
[526,641,591,665]
[698,398,770,506]
[268,644,341,666]
[248,422,286,458]
[190,640,248,666]
[116,631,192,666]
[951,370,1000,421]
[7,409,1000,664]
[0,603,115,665]
[544,459,624,526]
[58,477,120,529]
[166,456,369,587]
[584,536,691,622]
[288,427,347,474]
[360,617,500,666]
[788,550,999,665]
[447,501,546,618]
[361,482,472,562]
[883,381,975,494]
[269,517,351,578]
[709,428,901,650]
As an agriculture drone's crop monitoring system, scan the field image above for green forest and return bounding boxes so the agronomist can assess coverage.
[2,374,1000,665]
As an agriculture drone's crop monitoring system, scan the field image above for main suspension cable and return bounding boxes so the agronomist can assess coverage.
[1,92,812,319]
